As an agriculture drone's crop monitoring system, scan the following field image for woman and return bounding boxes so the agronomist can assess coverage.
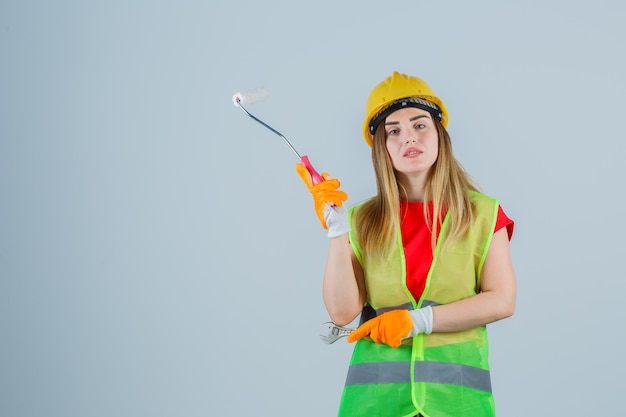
[296,71,516,417]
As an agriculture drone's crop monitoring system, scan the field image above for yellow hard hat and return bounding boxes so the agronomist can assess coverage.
[362,71,449,147]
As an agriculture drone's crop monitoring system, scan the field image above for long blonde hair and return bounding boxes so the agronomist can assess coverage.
[353,117,479,258]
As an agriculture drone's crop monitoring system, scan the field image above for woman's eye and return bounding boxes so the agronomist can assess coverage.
[387,128,399,135]
[415,123,426,129]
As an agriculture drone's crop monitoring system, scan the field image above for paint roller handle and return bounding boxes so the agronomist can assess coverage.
[300,155,325,185]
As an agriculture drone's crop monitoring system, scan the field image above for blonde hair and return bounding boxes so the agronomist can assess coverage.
[354,117,479,258]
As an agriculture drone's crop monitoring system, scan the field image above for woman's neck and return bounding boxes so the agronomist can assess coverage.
[398,172,428,202]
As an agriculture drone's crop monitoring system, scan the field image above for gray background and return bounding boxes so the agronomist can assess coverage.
[1,1,624,416]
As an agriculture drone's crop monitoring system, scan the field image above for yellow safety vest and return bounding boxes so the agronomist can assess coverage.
[338,191,499,417]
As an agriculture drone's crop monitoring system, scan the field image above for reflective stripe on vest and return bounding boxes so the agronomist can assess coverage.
[345,360,492,393]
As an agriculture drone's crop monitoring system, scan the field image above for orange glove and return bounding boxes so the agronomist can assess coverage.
[348,307,434,347]
[347,309,416,348]
[295,163,348,229]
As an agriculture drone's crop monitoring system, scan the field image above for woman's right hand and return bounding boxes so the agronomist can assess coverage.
[295,163,348,232]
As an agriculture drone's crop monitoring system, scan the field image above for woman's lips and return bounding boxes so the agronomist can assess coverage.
[404,147,422,157]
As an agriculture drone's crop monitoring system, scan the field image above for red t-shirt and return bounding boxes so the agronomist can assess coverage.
[400,200,514,301]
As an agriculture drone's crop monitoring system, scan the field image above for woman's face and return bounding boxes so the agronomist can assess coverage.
[384,107,439,177]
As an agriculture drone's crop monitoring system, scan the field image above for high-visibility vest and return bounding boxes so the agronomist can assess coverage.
[338,191,499,417]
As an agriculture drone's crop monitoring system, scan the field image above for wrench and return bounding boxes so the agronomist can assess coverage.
[319,322,355,344]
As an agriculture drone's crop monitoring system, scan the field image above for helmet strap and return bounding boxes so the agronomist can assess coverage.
[369,97,442,135]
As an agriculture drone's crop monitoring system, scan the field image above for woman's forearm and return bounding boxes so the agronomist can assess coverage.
[322,234,365,326]
[431,289,515,333]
